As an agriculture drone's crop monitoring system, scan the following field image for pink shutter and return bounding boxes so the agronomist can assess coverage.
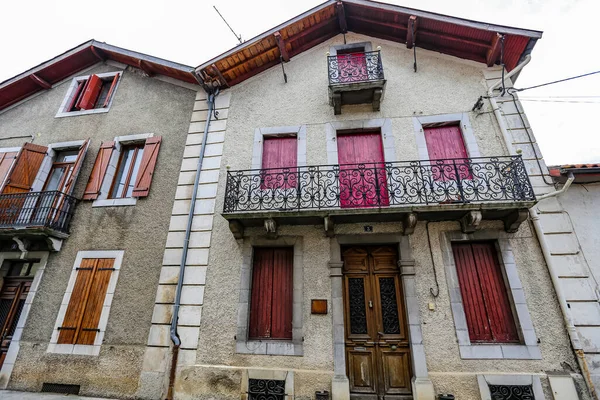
[424,126,471,181]
[249,248,274,339]
[337,132,388,208]
[261,136,297,189]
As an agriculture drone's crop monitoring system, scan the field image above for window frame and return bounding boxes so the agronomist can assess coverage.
[108,142,145,199]
[55,71,122,118]
[48,250,123,356]
[440,230,541,359]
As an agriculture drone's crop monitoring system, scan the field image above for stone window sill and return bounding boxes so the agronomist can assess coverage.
[236,340,303,356]
[459,344,541,360]
[92,198,138,208]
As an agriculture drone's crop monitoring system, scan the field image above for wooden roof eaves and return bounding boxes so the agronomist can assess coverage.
[344,0,543,39]
[196,0,337,71]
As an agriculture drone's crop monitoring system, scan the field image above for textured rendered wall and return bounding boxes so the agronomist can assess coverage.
[0,63,195,398]
[185,32,585,400]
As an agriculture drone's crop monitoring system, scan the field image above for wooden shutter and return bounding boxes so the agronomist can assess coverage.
[452,242,518,343]
[83,141,115,200]
[62,138,90,195]
[0,151,19,191]
[58,258,114,345]
[424,126,471,181]
[67,80,86,112]
[76,74,103,110]
[132,136,162,198]
[261,136,297,190]
[249,247,293,340]
[1,143,48,194]
[103,74,119,108]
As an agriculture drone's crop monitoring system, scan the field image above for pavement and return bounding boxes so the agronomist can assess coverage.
[0,391,117,399]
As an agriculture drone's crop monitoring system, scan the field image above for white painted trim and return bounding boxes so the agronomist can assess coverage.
[440,230,541,360]
[0,147,22,153]
[251,125,307,170]
[114,132,153,144]
[477,374,545,400]
[47,250,124,356]
[412,113,481,161]
[326,119,395,165]
[55,71,122,118]
[48,140,86,150]
[0,252,49,389]
[92,198,138,208]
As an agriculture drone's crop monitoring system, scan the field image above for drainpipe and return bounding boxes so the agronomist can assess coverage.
[166,87,219,399]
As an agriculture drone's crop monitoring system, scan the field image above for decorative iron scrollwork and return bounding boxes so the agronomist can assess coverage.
[379,277,400,334]
[248,379,286,400]
[328,51,385,84]
[489,384,534,400]
[348,278,368,335]
[223,156,535,213]
[0,191,77,234]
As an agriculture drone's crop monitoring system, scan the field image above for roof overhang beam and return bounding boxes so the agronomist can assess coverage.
[274,32,290,62]
[486,33,503,67]
[406,15,418,48]
[336,1,348,33]
[29,74,51,90]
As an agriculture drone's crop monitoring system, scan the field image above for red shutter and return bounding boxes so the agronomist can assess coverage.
[1,143,48,194]
[76,74,103,110]
[337,132,388,208]
[83,141,114,200]
[67,81,86,112]
[452,242,519,343]
[249,247,293,340]
[62,138,90,195]
[132,136,162,198]
[261,136,297,190]
[424,126,471,181]
[103,74,119,108]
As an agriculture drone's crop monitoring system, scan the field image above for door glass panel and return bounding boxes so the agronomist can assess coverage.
[111,147,135,198]
[45,167,67,191]
[348,277,368,334]
[56,151,79,163]
[125,147,144,198]
[379,277,400,334]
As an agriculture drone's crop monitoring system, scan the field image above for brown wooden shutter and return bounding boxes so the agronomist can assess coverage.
[452,242,518,343]
[76,74,103,110]
[58,258,114,345]
[132,136,162,198]
[1,143,48,194]
[62,138,90,195]
[82,141,115,200]
[103,74,119,108]
[249,247,293,340]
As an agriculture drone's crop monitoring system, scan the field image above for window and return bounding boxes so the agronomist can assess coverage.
[57,72,120,117]
[0,150,18,191]
[261,136,297,190]
[452,241,519,343]
[109,143,145,199]
[249,247,293,340]
[83,135,162,204]
[423,125,471,181]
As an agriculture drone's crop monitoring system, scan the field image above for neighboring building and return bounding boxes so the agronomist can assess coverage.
[148,1,593,400]
[0,40,201,398]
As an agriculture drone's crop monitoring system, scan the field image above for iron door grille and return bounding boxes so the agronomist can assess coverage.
[248,378,286,400]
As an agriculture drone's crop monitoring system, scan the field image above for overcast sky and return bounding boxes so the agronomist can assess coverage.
[1,0,598,165]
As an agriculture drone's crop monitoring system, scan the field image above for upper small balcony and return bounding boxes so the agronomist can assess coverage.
[0,191,77,248]
[223,156,536,238]
[328,50,386,114]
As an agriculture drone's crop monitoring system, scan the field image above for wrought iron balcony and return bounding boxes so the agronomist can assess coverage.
[0,191,77,237]
[223,156,536,237]
[327,51,386,114]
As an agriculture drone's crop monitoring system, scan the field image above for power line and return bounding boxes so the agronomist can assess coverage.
[513,70,600,92]
[520,95,600,99]
[519,99,600,104]
[213,6,242,44]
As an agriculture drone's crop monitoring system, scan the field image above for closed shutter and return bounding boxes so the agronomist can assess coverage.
[1,143,48,194]
[452,242,518,343]
[76,74,103,110]
[424,126,471,181]
[102,74,119,108]
[58,258,114,345]
[132,136,162,198]
[249,247,293,340]
[83,141,115,200]
[261,136,297,190]
[62,139,90,195]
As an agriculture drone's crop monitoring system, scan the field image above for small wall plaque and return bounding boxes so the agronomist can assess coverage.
[311,299,328,314]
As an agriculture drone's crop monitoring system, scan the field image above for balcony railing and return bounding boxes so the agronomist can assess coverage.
[223,156,535,213]
[0,191,77,235]
[328,51,385,85]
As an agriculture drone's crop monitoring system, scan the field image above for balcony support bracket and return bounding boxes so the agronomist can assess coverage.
[45,237,63,252]
[460,211,482,233]
[402,213,418,235]
[229,220,244,239]
[503,208,529,233]
[372,88,383,111]
[324,216,335,237]
[264,218,278,239]
[12,237,30,254]
[332,93,342,115]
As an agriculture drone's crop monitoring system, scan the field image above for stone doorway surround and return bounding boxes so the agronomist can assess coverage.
[328,233,434,400]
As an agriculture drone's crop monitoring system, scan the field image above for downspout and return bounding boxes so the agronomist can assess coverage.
[166,86,219,399]
[488,55,596,395]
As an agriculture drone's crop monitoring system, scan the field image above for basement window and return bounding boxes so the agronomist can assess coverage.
[56,71,121,118]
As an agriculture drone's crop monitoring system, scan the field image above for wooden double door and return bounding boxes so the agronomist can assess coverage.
[342,246,412,400]
[0,277,31,368]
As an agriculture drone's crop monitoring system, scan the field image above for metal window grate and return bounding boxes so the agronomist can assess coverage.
[41,383,80,394]
[248,378,286,400]
[488,384,534,400]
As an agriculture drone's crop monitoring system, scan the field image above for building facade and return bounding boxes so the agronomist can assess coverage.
[0,41,199,398]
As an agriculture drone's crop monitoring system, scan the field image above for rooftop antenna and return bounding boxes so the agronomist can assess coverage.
[213,6,243,44]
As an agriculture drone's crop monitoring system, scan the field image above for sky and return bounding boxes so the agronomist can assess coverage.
[1,0,598,165]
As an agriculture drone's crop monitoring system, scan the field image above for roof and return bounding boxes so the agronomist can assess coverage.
[0,40,199,112]
[197,0,543,88]
[549,164,600,184]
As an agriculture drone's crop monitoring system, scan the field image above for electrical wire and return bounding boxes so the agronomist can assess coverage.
[519,99,600,104]
[513,70,600,93]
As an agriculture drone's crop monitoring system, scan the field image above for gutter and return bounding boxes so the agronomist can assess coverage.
[166,86,219,399]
